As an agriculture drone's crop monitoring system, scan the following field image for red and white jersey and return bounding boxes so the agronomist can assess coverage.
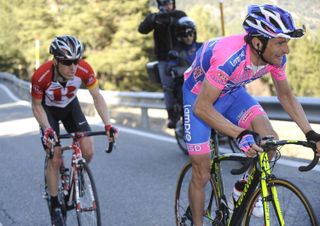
[31,60,98,108]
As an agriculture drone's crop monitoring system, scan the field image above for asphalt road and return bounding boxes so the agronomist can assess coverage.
[0,84,319,226]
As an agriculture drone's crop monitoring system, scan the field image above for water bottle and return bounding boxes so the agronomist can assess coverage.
[61,168,70,195]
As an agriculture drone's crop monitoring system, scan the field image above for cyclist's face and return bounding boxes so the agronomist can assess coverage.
[263,37,290,66]
[55,59,78,80]
[182,32,195,46]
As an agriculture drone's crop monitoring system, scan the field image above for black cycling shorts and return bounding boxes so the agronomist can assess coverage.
[40,97,91,147]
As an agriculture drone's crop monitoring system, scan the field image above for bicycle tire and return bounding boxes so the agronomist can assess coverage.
[175,120,188,155]
[243,178,318,226]
[75,162,101,226]
[175,162,220,226]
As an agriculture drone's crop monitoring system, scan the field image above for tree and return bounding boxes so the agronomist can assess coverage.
[286,29,320,97]
[187,5,220,42]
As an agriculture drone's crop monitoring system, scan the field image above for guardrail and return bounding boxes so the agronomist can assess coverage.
[1,72,320,129]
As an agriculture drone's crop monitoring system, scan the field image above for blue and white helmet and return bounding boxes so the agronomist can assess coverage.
[49,35,84,60]
[243,5,304,39]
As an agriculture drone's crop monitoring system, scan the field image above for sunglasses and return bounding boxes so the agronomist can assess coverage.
[182,31,194,38]
[58,59,80,66]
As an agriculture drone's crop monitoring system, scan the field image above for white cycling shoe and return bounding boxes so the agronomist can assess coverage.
[228,186,264,218]
[251,195,263,218]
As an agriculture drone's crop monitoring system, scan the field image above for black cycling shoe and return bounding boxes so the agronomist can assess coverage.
[51,207,66,226]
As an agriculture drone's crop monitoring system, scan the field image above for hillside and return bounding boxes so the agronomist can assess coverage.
[176,0,320,33]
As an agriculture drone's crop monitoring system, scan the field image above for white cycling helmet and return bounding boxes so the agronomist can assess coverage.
[49,35,84,60]
[243,4,304,39]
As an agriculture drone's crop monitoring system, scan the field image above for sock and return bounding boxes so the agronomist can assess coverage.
[50,196,60,209]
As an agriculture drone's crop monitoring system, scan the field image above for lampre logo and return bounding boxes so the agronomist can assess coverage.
[184,104,192,142]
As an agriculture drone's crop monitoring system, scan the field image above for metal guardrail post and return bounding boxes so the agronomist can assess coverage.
[140,107,150,129]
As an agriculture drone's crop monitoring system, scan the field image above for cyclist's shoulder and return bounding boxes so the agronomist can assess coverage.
[32,61,53,83]
[76,60,95,77]
[208,34,248,71]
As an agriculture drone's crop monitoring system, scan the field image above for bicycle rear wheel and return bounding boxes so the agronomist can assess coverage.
[175,120,188,155]
[243,178,318,226]
[175,162,220,226]
[76,162,101,226]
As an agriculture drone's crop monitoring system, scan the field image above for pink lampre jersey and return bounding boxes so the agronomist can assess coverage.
[184,34,287,96]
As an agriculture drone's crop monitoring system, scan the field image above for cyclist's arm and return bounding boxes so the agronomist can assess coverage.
[88,85,110,126]
[193,78,243,138]
[31,97,51,130]
[272,77,312,134]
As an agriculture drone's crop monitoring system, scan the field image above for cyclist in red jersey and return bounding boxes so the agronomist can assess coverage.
[31,35,118,226]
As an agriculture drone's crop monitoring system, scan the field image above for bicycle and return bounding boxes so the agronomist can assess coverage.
[175,130,319,226]
[43,130,115,226]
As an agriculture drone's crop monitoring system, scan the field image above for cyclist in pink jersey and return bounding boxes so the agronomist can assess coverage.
[183,5,320,226]
[31,35,118,226]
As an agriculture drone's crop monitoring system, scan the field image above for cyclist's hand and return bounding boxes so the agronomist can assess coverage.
[237,130,262,157]
[306,130,320,157]
[43,127,58,148]
[105,124,118,142]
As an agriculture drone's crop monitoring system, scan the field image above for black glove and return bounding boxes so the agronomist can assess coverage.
[306,130,320,143]
[155,13,172,25]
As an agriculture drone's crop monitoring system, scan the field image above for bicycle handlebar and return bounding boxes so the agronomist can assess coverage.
[59,131,115,154]
[229,139,319,174]
[296,142,318,172]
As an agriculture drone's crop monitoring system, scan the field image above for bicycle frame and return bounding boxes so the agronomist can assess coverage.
[61,142,87,210]
[209,132,258,225]
[208,135,318,226]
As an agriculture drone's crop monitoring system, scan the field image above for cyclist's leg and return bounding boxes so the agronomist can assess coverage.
[189,154,211,226]
[46,146,63,197]
[41,105,63,200]
[41,105,66,225]
[159,61,179,128]
[62,98,94,162]
[184,86,212,226]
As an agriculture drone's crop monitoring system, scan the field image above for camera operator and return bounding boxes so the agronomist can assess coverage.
[138,0,187,128]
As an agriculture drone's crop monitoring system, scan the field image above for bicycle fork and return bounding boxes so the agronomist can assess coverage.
[260,152,284,226]
[73,163,97,212]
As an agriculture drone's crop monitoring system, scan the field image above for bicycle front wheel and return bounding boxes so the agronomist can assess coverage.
[243,178,318,226]
[175,162,220,226]
[76,162,101,226]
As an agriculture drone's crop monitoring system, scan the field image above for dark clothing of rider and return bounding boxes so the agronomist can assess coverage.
[138,10,187,61]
